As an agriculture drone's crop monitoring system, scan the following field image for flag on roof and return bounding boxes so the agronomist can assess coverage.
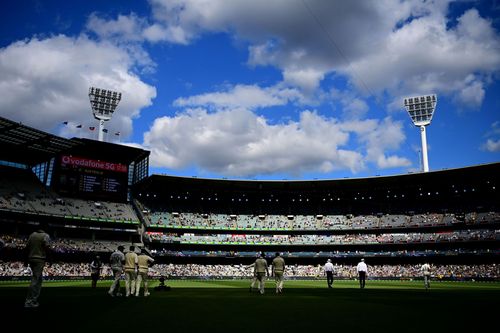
[89,126,95,131]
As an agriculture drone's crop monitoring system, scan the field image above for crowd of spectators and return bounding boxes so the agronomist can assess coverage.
[146,229,498,245]
[1,261,497,279]
[4,234,495,258]
[149,248,498,258]
[5,229,494,254]
[1,234,129,254]
[146,211,499,230]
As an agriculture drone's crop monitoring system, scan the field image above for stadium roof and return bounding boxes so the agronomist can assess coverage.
[134,163,499,214]
[137,163,500,194]
[0,116,81,166]
[69,138,149,164]
[0,116,149,166]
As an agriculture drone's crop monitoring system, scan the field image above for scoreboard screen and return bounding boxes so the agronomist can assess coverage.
[53,155,128,201]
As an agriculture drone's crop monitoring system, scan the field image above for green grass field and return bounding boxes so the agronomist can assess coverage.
[1,279,499,332]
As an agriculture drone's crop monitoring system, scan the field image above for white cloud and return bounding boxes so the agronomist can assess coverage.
[482,139,500,152]
[86,13,146,42]
[330,88,369,119]
[356,8,500,110]
[142,24,170,43]
[174,84,303,110]
[481,121,500,152]
[87,11,191,45]
[456,76,485,109]
[282,68,325,92]
[0,35,156,139]
[143,107,411,177]
[143,1,500,109]
[343,117,412,169]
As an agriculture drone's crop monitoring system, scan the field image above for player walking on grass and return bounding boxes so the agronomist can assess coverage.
[421,263,431,290]
[254,252,269,294]
[272,252,285,294]
[247,262,258,292]
[124,245,138,296]
[108,245,125,297]
[135,248,155,297]
[24,223,51,308]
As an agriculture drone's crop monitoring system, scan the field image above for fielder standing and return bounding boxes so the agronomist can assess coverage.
[108,245,125,297]
[135,248,155,297]
[421,262,431,290]
[124,245,138,297]
[272,252,285,294]
[24,223,51,308]
[254,252,269,294]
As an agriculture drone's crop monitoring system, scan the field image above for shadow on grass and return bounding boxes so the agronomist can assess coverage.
[1,286,498,332]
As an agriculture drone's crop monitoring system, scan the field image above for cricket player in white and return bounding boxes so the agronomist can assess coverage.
[108,245,125,297]
[135,249,155,297]
[421,263,431,290]
[254,252,269,294]
[272,252,285,294]
[124,245,138,297]
[247,254,260,292]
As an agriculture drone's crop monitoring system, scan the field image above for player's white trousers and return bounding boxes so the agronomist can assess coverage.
[124,270,137,296]
[109,268,122,295]
[135,271,149,296]
[275,271,284,291]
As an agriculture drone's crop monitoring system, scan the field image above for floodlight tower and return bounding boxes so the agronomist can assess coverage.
[403,94,437,173]
[89,87,122,142]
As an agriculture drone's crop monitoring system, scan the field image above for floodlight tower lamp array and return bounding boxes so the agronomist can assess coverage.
[403,94,437,173]
[88,87,122,142]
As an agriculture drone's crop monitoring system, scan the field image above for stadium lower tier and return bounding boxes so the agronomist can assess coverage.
[1,262,498,280]
[2,233,498,265]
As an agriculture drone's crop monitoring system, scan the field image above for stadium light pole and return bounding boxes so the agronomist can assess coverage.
[89,87,122,142]
[403,94,437,173]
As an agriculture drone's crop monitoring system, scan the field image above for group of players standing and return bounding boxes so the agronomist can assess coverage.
[106,245,155,297]
[89,245,156,297]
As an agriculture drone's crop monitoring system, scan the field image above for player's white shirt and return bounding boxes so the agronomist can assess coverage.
[324,262,334,272]
[421,263,431,275]
[110,251,125,270]
[357,262,367,272]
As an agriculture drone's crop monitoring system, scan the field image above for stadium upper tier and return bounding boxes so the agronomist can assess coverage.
[144,211,499,231]
[0,166,139,224]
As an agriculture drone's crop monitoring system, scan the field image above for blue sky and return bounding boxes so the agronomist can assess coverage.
[1,0,499,180]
